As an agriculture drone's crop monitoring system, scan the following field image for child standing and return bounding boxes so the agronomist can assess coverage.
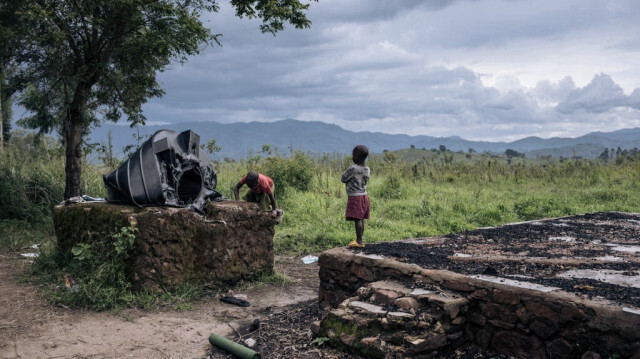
[341,145,370,248]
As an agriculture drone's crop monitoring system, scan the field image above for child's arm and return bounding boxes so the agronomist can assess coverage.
[341,167,354,183]
[363,167,370,185]
[268,193,277,211]
[268,192,279,217]
[233,181,243,200]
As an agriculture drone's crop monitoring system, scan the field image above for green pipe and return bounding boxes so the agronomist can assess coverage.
[209,334,261,359]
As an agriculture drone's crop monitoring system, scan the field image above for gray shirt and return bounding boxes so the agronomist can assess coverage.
[341,164,370,196]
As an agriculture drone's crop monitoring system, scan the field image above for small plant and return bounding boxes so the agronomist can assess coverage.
[175,302,194,311]
[58,226,139,310]
[311,337,330,346]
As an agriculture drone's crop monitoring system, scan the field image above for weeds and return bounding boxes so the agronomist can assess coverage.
[0,219,55,253]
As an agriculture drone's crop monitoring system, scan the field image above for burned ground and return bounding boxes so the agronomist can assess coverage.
[359,212,640,307]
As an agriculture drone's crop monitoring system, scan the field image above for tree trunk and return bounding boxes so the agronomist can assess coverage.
[63,84,89,199]
[0,70,4,150]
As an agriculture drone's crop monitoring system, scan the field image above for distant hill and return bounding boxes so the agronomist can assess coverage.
[88,119,640,160]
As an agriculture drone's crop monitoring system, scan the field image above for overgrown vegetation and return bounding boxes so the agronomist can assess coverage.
[3,132,640,309]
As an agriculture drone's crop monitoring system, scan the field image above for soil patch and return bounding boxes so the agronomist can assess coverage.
[0,253,321,358]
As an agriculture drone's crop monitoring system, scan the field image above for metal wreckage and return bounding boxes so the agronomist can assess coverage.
[103,129,223,213]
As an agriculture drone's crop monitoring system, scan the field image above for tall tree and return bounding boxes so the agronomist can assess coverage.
[4,0,315,198]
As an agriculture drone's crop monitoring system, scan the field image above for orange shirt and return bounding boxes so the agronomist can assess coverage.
[239,174,274,194]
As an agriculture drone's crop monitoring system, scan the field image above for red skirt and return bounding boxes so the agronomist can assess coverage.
[345,195,370,220]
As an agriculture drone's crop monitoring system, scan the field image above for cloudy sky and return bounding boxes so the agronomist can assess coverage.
[142,0,640,142]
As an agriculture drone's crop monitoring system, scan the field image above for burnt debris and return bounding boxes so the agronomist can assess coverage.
[359,212,640,307]
[103,129,223,213]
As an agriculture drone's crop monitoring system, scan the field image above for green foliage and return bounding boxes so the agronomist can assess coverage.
[260,149,314,196]
[51,226,139,310]
[28,222,211,311]
[0,219,54,254]
[261,151,640,254]
[312,337,330,346]
[4,0,316,198]
[513,197,573,221]
[206,138,223,155]
[6,140,640,274]
[0,132,65,223]
[373,173,406,200]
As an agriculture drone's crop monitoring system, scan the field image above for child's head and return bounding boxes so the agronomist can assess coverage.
[352,145,369,165]
[245,171,259,189]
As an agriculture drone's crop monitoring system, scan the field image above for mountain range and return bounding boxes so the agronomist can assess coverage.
[88,119,640,160]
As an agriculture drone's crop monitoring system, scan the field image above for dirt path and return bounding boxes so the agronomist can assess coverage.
[0,253,321,359]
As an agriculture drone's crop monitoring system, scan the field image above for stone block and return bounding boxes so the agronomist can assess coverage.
[369,280,413,295]
[493,289,520,305]
[471,289,489,300]
[444,279,475,292]
[349,301,387,315]
[371,289,400,305]
[388,311,414,319]
[488,319,516,330]
[310,320,322,335]
[523,299,570,325]
[546,338,574,358]
[529,319,559,339]
[395,297,420,310]
[351,263,374,281]
[482,302,518,326]
[340,333,356,346]
[491,331,546,359]
[408,334,448,353]
[53,201,277,292]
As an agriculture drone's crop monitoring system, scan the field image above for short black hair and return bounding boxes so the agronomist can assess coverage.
[352,145,369,164]
[246,171,259,186]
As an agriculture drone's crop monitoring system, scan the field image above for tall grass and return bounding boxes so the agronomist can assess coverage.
[3,134,640,257]
[3,133,640,308]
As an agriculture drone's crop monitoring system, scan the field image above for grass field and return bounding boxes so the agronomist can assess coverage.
[2,134,640,309]
[2,133,640,255]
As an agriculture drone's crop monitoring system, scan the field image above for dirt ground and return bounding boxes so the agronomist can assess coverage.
[0,253,332,359]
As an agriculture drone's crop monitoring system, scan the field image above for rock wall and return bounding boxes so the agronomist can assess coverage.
[53,201,278,292]
[316,247,640,359]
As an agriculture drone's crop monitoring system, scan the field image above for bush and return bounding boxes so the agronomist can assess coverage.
[261,150,314,196]
[0,134,65,223]
[373,173,406,200]
[49,226,138,310]
[0,162,63,223]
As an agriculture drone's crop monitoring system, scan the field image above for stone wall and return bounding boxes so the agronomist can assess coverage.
[53,201,278,292]
[316,248,640,359]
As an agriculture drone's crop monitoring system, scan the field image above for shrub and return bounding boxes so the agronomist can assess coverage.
[373,173,406,200]
[0,134,65,223]
[261,150,314,196]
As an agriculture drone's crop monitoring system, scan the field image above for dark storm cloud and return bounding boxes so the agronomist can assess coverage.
[139,0,640,141]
